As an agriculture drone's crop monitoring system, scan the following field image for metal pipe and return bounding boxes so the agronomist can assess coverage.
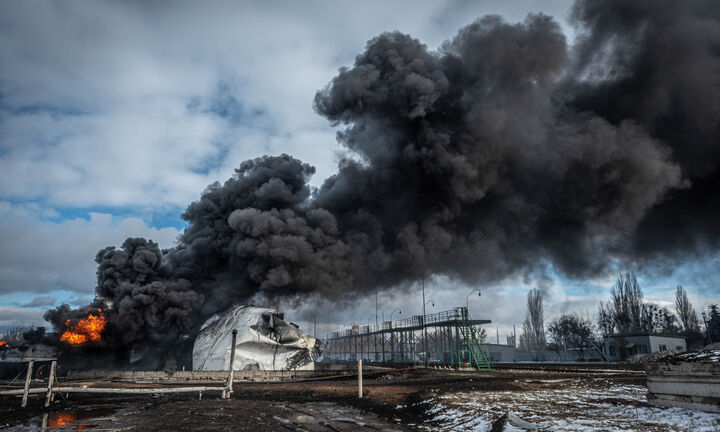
[224,329,237,399]
[357,359,363,398]
[2,386,225,396]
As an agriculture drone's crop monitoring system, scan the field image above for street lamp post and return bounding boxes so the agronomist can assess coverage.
[466,288,481,317]
[367,314,377,362]
[389,308,401,363]
[423,298,435,366]
[390,308,402,323]
[375,289,379,328]
[421,277,426,367]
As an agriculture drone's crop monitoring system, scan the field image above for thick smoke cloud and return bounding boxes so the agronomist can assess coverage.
[313,14,681,283]
[569,0,720,258]
[45,1,718,368]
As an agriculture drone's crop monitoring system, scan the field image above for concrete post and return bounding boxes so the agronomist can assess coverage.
[224,329,238,399]
[44,360,57,407]
[21,360,34,408]
[357,359,363,398]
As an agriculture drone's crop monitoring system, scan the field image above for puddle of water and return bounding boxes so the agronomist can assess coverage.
[9,408,116,431]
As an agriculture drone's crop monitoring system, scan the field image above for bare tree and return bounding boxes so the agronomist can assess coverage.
[597,302,615,335]
[675,285,700,331]
[611,272,644,333]
[548,314,607,361]
[640,303,680,334]
[600,274,686,337]
[519,319,532,350]
[0,325,33,347]
[520,288,546,350]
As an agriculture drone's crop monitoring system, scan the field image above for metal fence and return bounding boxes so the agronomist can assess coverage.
[326,307,469,339]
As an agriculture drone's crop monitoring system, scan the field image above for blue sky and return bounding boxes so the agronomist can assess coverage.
[0,0,717,336]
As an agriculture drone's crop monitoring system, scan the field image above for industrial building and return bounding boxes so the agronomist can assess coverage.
[603,334,687,361]
[325,307,493,369]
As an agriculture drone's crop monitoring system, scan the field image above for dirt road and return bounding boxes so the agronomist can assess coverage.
[1,367,646,431]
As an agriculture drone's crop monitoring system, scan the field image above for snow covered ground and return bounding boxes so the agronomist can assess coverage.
[420,377,720,431]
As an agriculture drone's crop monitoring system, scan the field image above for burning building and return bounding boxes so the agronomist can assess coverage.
[59,309,107,345]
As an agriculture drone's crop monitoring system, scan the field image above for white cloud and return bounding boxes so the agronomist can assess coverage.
[0,0,574,208]
[0,201,179,296]
[20,296,57,308]
[0,306,46,330]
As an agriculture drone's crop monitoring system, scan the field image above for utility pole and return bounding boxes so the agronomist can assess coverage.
[314,315,317,339]
[422,276,427,367]
[702,312,713,344]
[375,289,379,328]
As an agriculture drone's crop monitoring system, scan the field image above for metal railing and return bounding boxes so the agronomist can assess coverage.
[327,307,469,339]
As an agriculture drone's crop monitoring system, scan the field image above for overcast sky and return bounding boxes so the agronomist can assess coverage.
[1,0,717,338]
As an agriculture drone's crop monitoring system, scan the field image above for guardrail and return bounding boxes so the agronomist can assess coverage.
[326,307,469,339]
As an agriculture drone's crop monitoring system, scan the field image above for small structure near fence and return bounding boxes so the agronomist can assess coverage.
[645,349,720,413]
[480,343,516,362]
[604,334,687,361]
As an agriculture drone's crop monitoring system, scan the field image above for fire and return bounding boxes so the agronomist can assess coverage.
[60,308,107,345]
[48,412,88,429]
[0,340,8,348]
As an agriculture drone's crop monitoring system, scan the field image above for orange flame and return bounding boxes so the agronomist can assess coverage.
[0,340,8,348]
[60,308,107,345]
[48,412,89,429]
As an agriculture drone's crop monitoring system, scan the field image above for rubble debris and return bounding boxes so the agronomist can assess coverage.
[656,349,720,363]
[377,374,398,381]
[193,305,320,371]
[490,411,538,432]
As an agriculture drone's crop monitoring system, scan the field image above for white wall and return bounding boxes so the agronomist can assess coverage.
[649,336,686,353]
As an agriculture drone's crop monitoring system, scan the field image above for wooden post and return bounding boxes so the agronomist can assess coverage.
[44,360,57,407]
[357,358,363,398]
[224,329,238,399]
[21,360,34,408]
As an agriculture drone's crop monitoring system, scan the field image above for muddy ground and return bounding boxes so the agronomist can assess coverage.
[0,367,645,431]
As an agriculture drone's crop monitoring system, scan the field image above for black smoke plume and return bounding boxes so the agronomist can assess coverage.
[45,0,719,368]
[568,0,720,260]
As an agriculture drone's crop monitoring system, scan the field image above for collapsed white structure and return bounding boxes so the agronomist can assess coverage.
[192,305,319,371]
